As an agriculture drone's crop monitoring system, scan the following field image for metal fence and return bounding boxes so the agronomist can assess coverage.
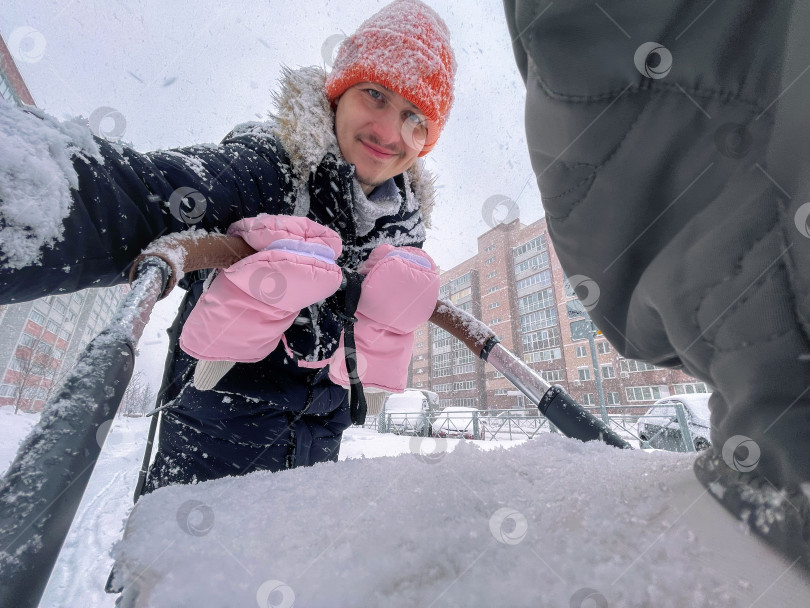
[364,403,706,452]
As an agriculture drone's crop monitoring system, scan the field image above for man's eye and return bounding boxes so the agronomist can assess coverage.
[406,112,426,128]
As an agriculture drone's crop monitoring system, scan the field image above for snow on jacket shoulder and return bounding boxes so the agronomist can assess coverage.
[0,102,295,303]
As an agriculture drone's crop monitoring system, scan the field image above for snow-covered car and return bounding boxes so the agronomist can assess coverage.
[431,406,488,440]
[637,393,712,451]
[382,390,432,436]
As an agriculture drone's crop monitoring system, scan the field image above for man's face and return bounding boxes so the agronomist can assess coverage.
[334,82,428,194]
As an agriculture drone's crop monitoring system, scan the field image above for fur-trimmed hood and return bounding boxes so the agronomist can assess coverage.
[269,66,436,227]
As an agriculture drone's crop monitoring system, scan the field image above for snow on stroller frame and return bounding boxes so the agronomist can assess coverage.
[0,232,628,608]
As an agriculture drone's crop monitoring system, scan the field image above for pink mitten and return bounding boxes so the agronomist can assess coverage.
[329,245,439,392]
[179,214,343,362]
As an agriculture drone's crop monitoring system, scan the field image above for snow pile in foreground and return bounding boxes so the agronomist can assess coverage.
[112,434,745,607]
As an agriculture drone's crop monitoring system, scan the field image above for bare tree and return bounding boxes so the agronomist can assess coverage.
[119,371,156,417]
[7,337,61,414]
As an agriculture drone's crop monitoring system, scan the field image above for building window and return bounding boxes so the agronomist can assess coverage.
[0,384,19,398]
[487,271,498,278]
[601,365,615,379]
[0,72,18,104]
[30,310,46,325]
[607,392,621,405]
[620,359,658,373]
[523,348,562,363]
[433,383,452,392]
[487,286,500,294]
[416,342,423,348]
[576,345,587,358]
[484,244,496,252]
[542,369,564,382]
[490,317,502,324]
[19,332,37,347]
[417,330,423,336]
[516,269,551,291]
[454,381,475,391]
[513,234,547,257]
[9,357,26,372]
[485,257,496,265]
[493,389,508,396]
[514,251,550,275]
[45,320,60,335]
[450,287,471,303]
[488,302,500,309]
[578,368,591,381]
[625,386,664,402]
[597,342,611,354]
[452,398,477,408]
[673,382,709,394]
[53,300,67,315]
[520,307,557,333]
[581,393,595,405]
[522,327,560,352]
[434,338,451,353]
[517,288,554,315]
[492,371,505,379]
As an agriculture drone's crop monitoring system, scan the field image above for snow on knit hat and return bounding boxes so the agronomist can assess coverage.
[325,0,456,156]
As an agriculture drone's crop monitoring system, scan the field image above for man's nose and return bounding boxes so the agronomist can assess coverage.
[371,108,402,148]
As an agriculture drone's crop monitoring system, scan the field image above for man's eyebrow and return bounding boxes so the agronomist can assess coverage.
[373,83,425,115]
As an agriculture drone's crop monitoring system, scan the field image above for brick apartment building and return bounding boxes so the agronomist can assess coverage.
[0,32,126,412]
[409,218,708,413]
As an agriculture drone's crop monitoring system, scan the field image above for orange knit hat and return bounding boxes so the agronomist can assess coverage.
[325,0,456,156]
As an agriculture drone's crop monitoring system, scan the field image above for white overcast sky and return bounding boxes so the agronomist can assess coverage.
[1,0,544,270]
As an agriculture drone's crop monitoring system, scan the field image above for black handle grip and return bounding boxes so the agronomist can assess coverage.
[538,385,632,449]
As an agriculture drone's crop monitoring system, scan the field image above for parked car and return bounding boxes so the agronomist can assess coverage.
[431,406,488,440]
[637,393,712,451]
[383,390,432,436]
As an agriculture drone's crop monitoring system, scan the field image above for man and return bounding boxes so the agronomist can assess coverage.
[0,0,456,491]
[504,0,810,573]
